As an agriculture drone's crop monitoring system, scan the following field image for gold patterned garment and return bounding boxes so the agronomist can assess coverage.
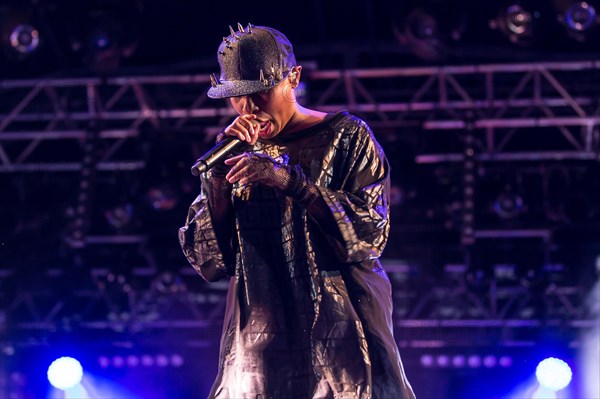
[179,112,416,399]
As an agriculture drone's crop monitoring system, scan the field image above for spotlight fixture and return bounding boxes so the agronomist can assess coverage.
[68,2,141,74]
[0,6,41,61]
[47,357,83,391]
[393,2,466,62]
[505,5,533,36]
[536,357,573,391]
[490,2,541,46]
[418,353,512,368]
[556,1,599,41]
[104,203,134,230]
[493,189,525,220]
[461,132,476,246]
[97,354,184,368]
[152,272,186,294]
[9,24,39,54]
[146,184,178,212]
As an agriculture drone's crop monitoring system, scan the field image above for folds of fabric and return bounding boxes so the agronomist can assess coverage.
[179,112,416,399]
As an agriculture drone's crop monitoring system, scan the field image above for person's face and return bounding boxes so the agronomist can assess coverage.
[228,68,299,140]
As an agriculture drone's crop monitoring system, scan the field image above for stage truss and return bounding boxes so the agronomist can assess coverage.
[1,60,598,352]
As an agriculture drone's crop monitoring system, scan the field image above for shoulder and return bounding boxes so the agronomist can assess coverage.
[328,111,371,132]
[326,111,379,150]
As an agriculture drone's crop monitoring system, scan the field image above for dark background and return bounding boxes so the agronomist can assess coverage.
[1,0,599,398]
[2,0,600,78]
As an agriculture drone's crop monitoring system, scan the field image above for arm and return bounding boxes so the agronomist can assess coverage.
[178,167,235,282]
[179,114,259,281]
[224,118,390,264]
[289,125,391,263]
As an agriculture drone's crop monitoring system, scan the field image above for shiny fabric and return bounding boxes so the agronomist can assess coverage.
[179,111,416,399]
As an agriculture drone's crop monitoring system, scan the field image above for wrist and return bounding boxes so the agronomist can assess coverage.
[282,165,302,195]
[282,165,319,207]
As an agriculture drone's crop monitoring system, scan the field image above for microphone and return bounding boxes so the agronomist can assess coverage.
[190,137,244,176]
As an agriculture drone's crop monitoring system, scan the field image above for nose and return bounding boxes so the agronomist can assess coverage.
[240,95,258,114]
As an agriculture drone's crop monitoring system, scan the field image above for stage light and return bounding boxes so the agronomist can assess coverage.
[170,354,184,367]
[0,7,41,61]
[141,354,154,367]
[82,14,134,74]
[126,355,139,367]
[92,353,187,370]
[393,3,466,62]
[499,355,513,367]
[483,355,497,368]
[535,357,572,391]
[156,354,169,367]
[579,277,600,398]
[112,355,125,368]
[406,8,439,41]
[565,1,597,31]
[146,184,178,211]
[153,272,186,294]
[505,5,533,35]
[556,1,599,41]
[468,354,482,368]
[490,2,541,46]
[494,264,517,280]
[90,27,113,51]
[420,354,434,367]
[493,189,524,220]
[104,203,134,230]
[452,355,466,368]
[436,355,450,367]
[9,24,39,54]
[68,2,141,74]
[401,8,444,61]
[98,356,110,369]
[47,357,83,391]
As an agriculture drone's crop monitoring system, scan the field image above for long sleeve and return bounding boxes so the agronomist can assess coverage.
[286,115,391,264]
[179,112,416,399]
[178,168,235,282]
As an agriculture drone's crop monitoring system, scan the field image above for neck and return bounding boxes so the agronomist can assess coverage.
[282,105,327,135]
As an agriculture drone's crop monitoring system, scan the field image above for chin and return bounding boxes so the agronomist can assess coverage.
[259,124,276,139]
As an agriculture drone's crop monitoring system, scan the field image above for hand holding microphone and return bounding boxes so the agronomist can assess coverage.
[190,114,259,176]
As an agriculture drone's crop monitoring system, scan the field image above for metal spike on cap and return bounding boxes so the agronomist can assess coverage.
[237,22,245,33]
[229,25,239,39]
[260,69,269,87]
[222,37,232,50]
[276,59,284,80]
[246,23,253,33]
[271,63,277,79]
[210,73,221,87]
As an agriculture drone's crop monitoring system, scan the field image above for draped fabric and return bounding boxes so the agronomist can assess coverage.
[179,111,416,399]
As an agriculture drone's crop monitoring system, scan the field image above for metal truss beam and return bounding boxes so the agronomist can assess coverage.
[2,60,600,171]
[1,261,595,349]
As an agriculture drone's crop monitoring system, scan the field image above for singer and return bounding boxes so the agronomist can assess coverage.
[179,23,416,399]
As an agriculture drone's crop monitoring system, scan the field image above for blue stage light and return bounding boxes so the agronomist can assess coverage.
[535,357,572,391]
[47,356,83,390]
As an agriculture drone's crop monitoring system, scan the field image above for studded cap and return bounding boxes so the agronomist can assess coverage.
[207,23,297,99]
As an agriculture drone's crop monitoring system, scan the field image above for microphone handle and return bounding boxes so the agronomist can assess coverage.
[190,137,242,176]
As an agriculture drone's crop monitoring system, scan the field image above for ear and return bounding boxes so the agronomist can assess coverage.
[288,65,302,88]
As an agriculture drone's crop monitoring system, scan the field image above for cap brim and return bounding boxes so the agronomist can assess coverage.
[207,79,274,99]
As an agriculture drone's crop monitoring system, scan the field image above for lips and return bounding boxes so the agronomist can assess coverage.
[256,120,271,136]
